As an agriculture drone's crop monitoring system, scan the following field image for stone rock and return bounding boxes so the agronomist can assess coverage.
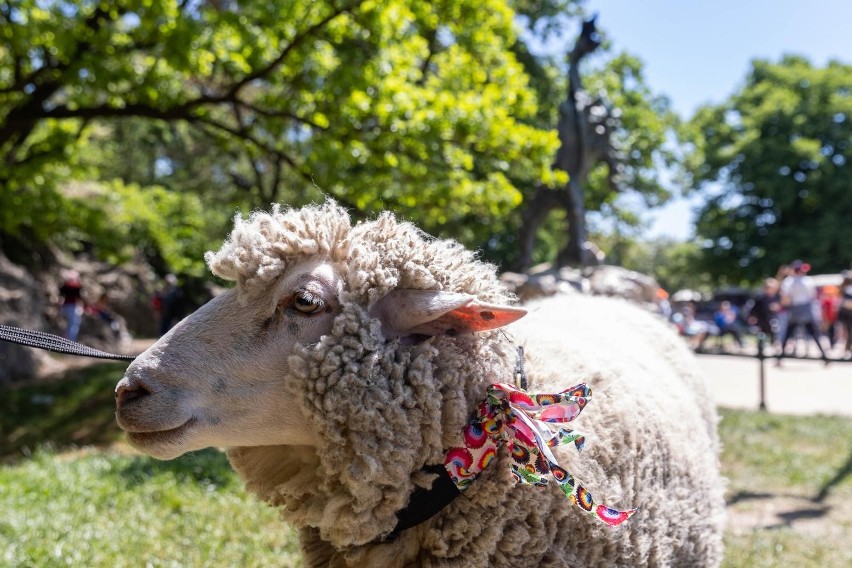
[500,265,587,303]
[587,264,659,303]
[0,253,59,384]
[501,263,661,313]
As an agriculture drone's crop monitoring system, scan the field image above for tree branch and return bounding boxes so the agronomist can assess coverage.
[269,158,283,204]
[416,26,439,86]
[23,102,191,122]
[226,0,364,99]
[189,113,360,211]
[2,1,365,167]
[236,101,329,131]
[182,0,366,110]
[0,4,118,153]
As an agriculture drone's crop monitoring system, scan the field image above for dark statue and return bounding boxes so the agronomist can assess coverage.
[517,16,623,269]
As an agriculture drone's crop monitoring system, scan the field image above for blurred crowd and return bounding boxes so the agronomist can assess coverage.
[666,260,852,362]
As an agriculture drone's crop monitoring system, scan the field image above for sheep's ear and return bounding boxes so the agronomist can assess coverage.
[370,289,526,341]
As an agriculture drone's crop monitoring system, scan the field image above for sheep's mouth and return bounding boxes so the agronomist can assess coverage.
[126,417,197,446]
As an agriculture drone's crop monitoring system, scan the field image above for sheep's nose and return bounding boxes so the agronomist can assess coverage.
[115,378,152,408]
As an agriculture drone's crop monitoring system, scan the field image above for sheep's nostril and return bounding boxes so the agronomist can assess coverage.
[115,381,151,408]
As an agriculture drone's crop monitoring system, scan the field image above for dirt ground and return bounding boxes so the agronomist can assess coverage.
[725,492,850,535]
[697,352,852,417]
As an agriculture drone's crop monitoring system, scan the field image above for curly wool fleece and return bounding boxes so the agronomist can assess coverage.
[211,202,725,567]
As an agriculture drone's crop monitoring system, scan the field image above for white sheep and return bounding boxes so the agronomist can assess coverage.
[115,201,725,567]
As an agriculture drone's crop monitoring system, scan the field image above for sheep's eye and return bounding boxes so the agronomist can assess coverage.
[293,292,324,315]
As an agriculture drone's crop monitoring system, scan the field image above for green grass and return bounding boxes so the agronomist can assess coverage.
[1,363,851,566]
[0,449,302,567]
[1,363,302,566]
[719,408,852,497]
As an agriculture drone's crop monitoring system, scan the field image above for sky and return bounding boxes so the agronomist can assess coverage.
[559,0,852,240]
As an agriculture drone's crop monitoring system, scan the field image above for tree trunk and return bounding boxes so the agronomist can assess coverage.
[557,177,587,267]
[515,185,562,271]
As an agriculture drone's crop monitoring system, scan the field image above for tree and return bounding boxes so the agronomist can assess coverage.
[1,0,560,257]
[1,0,678,276]
[688,56,852,282]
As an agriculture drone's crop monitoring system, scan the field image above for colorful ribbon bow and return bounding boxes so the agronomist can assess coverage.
[444,382,637,527]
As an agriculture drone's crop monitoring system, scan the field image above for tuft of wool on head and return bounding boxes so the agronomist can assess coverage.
[206,200,513,307]
[205,202,354,289]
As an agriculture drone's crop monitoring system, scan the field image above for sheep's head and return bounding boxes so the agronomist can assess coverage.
[115,202,525,465]
[114,256,342,459]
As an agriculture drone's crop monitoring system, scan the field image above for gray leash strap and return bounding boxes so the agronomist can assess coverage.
[0,324,137,361]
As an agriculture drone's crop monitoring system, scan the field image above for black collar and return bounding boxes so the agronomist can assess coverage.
[379,463,461,543]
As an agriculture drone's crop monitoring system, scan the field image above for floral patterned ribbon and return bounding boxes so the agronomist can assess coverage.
[444,382,637,527]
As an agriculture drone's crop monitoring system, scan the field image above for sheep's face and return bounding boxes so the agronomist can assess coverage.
[115,257,342,459]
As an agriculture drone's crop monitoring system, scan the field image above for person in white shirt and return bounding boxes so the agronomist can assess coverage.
[776,260,828,363]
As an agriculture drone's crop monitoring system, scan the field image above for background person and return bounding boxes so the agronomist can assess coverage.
[838,270,852,359]
[88,292,121,336]
[745,277,782,345]
[776,260,828,363]
[58,270,84,342]
[672,303,711,351]
[713,301,744,351]
[819,285,841,350]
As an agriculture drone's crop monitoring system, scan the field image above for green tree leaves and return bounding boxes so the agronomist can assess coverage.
[2,0,685,278]
[1,0,561,263]
[689,56,852,282]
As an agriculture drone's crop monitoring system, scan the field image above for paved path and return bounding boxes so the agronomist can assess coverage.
[698,353,852,416]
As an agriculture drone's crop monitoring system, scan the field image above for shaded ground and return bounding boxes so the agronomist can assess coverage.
[698,355,852,563]
[0,339,152,463]
[0,362,127,463]
[717,407,852,567]
[700,353,852,565]
[727,492,845,534]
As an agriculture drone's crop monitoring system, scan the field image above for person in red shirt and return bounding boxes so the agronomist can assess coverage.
[820,285,840,349]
